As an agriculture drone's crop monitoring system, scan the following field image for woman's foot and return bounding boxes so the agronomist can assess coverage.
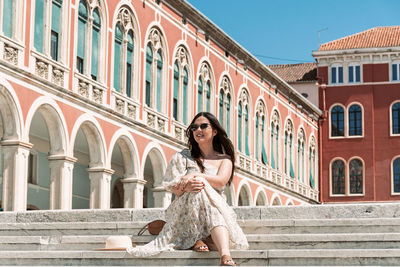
[193,239,209,252]
[220,255,236,266]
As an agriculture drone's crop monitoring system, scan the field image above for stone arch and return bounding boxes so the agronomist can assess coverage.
[236,180,252,206]
[141,143,167,208]
[0,83,23,141]
[254,188,268,206]
[285,199,294,206]
[271,194,282,206]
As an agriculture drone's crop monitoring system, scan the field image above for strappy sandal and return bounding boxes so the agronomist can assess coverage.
[220,255,236,266]
[192,239,209,252]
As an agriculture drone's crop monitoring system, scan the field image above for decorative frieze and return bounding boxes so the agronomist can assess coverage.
[3,44,18,65]
[52,68,64,87]
[78,81,89,98]
[92,88,103,104]
[35,60,49,79]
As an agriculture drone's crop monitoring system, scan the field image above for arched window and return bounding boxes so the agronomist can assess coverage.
[198,62,213,113]
[219,76,233,136]
[284,120,294,178]
[331,105,344,137]
[34,0,63,60]
[393,157,400,193]
[271,111,280,170]
[349,104,362,136]
[309,137,316,188]
[392,102,400,135]
[172,46,191,124]
[255,101,268,164]
[91,8,101,81]
[349,158,363,194]
[145,28,165,112]
[76,0,88,73]
[238,89,250,156]
[297,129,306,182]
[332,159,345,195]
[114,8,137,97]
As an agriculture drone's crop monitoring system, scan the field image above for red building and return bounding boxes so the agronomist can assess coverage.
[313,26,400,203]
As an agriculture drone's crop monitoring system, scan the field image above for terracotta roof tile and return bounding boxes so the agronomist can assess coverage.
[268,63,317,83]
[319,26,400,51]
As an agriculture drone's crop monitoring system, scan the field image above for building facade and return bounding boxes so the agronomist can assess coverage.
[313,26,400,203]
[0,0,319,211]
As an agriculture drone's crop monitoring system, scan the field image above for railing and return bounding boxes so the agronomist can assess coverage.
[171,120,188,143]
[111,90,140,120]
[0,36,24,68]
[143,106,168,134]
[237,152,252,172]
[255,161,268,180]
[74,72,106,105]
[31,51,69,88]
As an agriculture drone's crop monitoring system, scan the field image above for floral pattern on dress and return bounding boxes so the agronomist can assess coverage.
[126,149,249,256]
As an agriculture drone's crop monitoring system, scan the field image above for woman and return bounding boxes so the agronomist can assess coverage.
[127,112,248,266]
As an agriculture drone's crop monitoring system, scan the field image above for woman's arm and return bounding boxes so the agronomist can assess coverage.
[192,158,232,189]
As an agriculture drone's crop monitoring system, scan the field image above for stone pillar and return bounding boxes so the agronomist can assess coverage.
[1,140,32,211]
[121,178,146,208]
[48,155,77,210]
[152,186,172,208]
[87,167,114,209]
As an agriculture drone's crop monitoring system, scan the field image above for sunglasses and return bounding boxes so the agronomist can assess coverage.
[190,123,210,131]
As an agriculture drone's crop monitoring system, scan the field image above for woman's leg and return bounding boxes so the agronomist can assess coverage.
[210,226,230,256]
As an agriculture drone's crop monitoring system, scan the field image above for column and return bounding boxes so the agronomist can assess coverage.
[121,177,146,208]
[152,186,172,208]
[48,155,76,210]
[87,167,114,209]
[1,140,32,211]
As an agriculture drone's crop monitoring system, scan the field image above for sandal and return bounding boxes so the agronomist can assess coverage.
[192,239,209,252]
[220,255,236,266]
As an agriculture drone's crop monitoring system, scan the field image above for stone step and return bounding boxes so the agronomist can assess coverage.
[0,249,399,266]
[1,233,400,251]
[0,218,399,236]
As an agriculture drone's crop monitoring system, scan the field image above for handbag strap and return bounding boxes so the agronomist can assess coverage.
[137,224,149,236]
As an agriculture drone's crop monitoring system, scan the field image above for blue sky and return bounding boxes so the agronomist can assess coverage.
[186,0,400,65]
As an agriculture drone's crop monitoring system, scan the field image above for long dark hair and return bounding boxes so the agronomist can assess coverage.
[186,112,235,184]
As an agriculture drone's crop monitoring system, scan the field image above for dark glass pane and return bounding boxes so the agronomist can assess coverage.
[349,105,362,136]
[393,64,398,81]
[348,66,353,83]
[91,28,99,79]
[355,66,361,82]
[393,103,400,134]
[350,159,363,194]
[394,158,400,193]
[331,106,344,136]
[50,31,58,61]
[126,63,132,97]
[76,57,84,74]
[332,160,345,194]
[338,67,343,83]
[331,67,336,84]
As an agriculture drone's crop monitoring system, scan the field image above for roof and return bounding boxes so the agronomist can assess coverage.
[319,26,400,51]
[268,63,317,83]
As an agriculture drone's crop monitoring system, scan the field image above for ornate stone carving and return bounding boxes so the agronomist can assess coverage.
[175,126,182,140]
[200,63,210,81]
[117,7,133,29]
[177,47,188,66]
[52,68,64,86]
[246,159,251,171]
[78,81,89,98]
[147,113,155,128]
[127,105,136,119]
[93,88,102,104]
[149,28,162,50]
[272,110,279,125]
[256,100,266,116]
[239,156,244,168]
[116,99,124,113]
[285,120,293,133]
[3,45,18,65]
[158,118,165,132]
[35,60,49,79]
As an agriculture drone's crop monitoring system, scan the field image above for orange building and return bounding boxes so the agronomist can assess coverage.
[0,0,319,211]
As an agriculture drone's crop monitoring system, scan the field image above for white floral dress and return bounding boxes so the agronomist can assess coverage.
[126,149,249,256]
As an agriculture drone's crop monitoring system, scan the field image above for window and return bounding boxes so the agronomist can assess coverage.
[284,120,294,178]
[349,159,363,194]
[331,65,343,84]
[331,159,345,195]
[348,65,361,83]
[91,8,101,81]
[145,28,164,112]
[197,62,213,113]
[393,157,400,193]
[271,111,280,170]
[392,102,400,135]
[348,104,362,136]
[172,46,191,124]
[2,0,14,38]
[297,129,306,182]
[27,151,38,185]
[392,62,400,81]
[113,23,123,91]
[331,105,344,137]
[218,76,232,136]
[76,0,88,73]
[309,138,316,188]
[238,90,250,156]
[34,0,45,53]
[255,101,268,165]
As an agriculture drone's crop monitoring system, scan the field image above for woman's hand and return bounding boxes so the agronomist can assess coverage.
[184,178,205,193]
[176,174,194,191]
